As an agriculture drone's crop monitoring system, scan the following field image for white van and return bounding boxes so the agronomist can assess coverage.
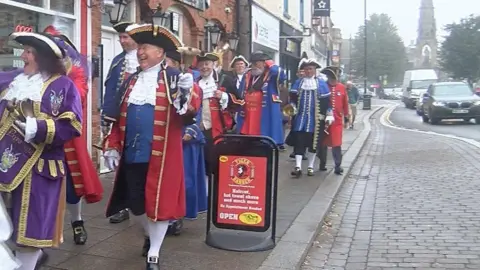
[402,69,438,109]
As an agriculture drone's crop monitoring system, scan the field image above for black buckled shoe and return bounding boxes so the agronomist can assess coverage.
[166,219,183,236]
[146,256,160,270]
[72,220,87,245]
[334,167,344,175]
[142,237,150,257]
[291,167,302,178]
[109,209,130,224]
[319,163,327,171]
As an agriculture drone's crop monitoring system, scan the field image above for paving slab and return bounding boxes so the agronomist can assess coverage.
[40,105,382,270]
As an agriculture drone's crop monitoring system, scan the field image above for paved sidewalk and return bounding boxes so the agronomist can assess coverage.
[40,107,380,270]
[302,107,480,269]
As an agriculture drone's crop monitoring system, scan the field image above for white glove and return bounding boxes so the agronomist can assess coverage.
[325,115,335,125]
[103,149,120,171]
[177,73,193,89]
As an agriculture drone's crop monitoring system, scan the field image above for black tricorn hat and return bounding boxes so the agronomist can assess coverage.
[127,24,183,52]
[229,55,249,68]
[250,51,271,62]
[113,21,133,33]
[54,34,78,52]
[321,66,342,80]
[299,58,321,70]
[166,50,181,63]
[196,52,219,62]
[10,32,65,59]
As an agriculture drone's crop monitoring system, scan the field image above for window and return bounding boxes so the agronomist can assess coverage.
[50,0,75,14]
[300,0,304,24]
[283,0,289,15]
[11,0,43,7]
[434,84,473,97]
[0,4,74,71]
[164,10,183,41]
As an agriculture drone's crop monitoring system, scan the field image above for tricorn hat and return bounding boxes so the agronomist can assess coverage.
[250,51,271,62]
[43,25,78,52]
[126,24,183,52]
[113,21,133,33]
[229,55,249,68]
[321,66,342,80]
[10,32,65,59]
[166,50,182,63]
[196,52,219,62]
[299,58,321,70]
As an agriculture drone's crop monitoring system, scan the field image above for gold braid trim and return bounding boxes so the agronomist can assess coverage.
[48,160,58,178]
[45,119,55,144]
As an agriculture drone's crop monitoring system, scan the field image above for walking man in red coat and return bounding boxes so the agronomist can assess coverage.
[318,66,350,175]
[102,24,199,269]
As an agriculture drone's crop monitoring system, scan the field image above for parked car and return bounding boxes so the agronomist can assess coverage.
[421,82,480,124]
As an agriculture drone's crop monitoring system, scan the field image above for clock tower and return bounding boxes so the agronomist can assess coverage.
[415,0,437,69]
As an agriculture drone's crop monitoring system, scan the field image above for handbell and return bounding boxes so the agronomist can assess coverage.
[282,103,298,117]
[177,46,201,73]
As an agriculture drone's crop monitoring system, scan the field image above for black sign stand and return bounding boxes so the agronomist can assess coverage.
[205,134,279,252]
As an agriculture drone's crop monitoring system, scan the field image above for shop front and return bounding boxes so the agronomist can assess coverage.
[251,3,279,63]
[279,21,302,87]
[312,31,328,72]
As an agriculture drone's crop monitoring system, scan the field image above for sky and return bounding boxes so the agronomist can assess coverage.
[331,0,480,46]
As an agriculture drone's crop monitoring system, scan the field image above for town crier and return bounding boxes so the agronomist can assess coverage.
[101,21,138,225]
[288,59,334,177]
[195,51,243,177]
[236,51,286,147]
[44,25,104,246]
[318,66,349,175]
[102,24,199,270]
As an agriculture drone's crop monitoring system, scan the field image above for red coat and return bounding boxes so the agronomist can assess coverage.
[105,70,201,221]
[323,83,349,147]
[65,65,104,203]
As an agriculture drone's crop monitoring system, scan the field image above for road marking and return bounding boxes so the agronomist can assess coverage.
[380,105,480,149]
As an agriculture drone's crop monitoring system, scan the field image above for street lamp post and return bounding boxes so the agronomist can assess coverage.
[362,0,371,110]
[151,4,171,28]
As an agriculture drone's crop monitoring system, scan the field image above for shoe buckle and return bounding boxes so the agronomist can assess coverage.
[73,227,84,234]
[147,256,159,264]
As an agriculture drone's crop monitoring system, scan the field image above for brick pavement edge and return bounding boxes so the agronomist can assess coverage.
[257,106,384,270]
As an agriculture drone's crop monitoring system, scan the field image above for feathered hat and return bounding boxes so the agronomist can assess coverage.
[196,51,219,62]
[126,24,183,52]
[211,43,230,67]
[10,32,65,59]
[229,55,249,68]
[299,58,322,70]
[43,25,78,52]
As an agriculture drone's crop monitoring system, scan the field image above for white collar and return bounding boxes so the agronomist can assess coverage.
[2,73,48,102]
[125,49,139,73]
[128,62,163,106]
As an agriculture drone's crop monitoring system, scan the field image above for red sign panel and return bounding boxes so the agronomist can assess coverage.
[216,155,267,227]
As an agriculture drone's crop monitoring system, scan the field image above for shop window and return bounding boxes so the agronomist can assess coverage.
[0,4,74,71]
[11,0,43,7]
[50,0,74,14]
[102,3,132,26]
[164,11,183,41]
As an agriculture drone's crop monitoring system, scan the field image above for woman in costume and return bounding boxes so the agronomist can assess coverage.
[43,25,104,245]
[0,32,82,269]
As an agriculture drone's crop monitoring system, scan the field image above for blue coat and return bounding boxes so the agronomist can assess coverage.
[102,51,127,125]
[290,77,331,133]
[236,65,287,144]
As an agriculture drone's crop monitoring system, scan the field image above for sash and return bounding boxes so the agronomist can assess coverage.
[0,113,43,192]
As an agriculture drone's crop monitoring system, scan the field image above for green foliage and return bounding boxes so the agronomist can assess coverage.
[351,13,408,83]
[439,15,480,85]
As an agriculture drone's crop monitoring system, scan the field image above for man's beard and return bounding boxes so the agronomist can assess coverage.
[251,68,263,76]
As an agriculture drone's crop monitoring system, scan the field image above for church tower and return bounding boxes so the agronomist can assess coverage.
[415,0,437,69]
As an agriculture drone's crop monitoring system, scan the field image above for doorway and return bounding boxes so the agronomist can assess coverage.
[98,30,123,173]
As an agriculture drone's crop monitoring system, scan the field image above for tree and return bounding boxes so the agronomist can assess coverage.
[351,13,407,84]
[439,15,480,86]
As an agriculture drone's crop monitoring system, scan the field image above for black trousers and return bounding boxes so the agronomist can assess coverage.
[202,129,213,176]
[317,146,342,168]
[123,162,149,216]
[293,131,316,155]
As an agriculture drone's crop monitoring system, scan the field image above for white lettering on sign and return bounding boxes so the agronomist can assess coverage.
[219,213,238,220]
[13,48,24,68]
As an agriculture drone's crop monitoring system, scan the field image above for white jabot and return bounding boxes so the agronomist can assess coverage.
[128,62,162,106]
[236,74,243,89]
[125,49,139,74]
[199,71,228,130]
[302,77,318,90]
[2,73,47,102]
[199,72,216,99]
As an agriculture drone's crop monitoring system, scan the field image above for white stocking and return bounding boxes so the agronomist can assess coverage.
[16,249,42,270]
[295,155,303,168]
[146,220,169,258]
[307,152,316,168]
[132,214,149,237]
[67,202,82,222]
